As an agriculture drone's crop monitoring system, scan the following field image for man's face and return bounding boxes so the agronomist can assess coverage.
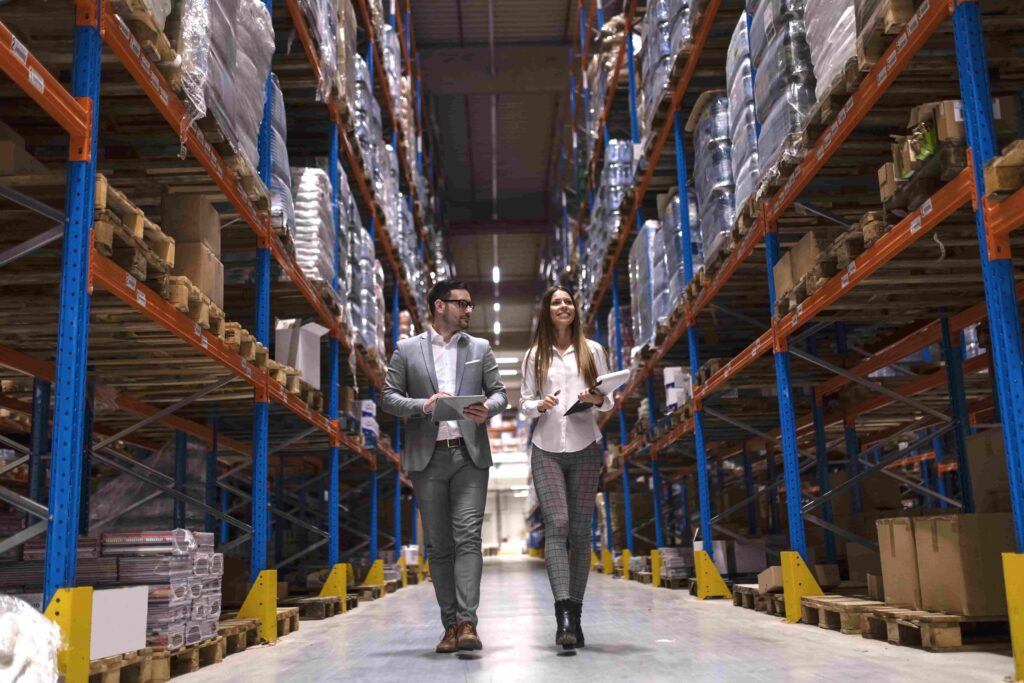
[435,288,473,330]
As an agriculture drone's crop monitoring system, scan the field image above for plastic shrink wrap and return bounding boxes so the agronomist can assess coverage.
[291,167,338,289]
[269,76,295,235]
[805,0,856,101]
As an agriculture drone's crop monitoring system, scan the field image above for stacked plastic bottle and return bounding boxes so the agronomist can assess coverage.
[748,0,816,187]
[692,92,736,267]
[578,139,633,317]
[298,0,339,103]
[661,188,702,306]
[606,305,635,371]
[628,220,670,348]
[352,54,385,195]
[268,76,295,235]
[639,0,695,139]
[291,168,339,291]
[726,13,760,212]
[805,0,856,102]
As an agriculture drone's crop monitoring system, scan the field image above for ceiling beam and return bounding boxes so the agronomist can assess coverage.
[446,220,552,237]
[418,44,568,95]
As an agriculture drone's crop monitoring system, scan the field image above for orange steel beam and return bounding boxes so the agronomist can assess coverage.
[698,330,775,400]
[775,169,973,335]
[585,0,722,327]
[764,0,950,222]
[984,187,1024,241]
[0,21,91,149]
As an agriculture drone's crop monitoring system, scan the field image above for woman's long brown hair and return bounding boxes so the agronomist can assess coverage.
[527,285,598,391]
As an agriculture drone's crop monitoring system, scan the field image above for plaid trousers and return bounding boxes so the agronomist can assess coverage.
[531,441,603,602]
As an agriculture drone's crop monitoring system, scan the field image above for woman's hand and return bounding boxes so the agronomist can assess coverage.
[537,391,560,413]
[579,389,603,406]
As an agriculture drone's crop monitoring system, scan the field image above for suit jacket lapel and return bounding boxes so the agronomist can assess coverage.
[455,335,469,394]
[419,332,439,393]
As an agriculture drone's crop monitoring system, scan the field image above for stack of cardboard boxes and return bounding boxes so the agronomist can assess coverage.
[161,193,224,310]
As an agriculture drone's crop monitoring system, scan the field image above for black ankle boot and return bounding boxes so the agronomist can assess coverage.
[554,600,577,649]
[568,600,584,647]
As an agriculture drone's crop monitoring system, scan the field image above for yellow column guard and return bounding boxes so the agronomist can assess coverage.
[238,569,278,642]
[44,586,92,682]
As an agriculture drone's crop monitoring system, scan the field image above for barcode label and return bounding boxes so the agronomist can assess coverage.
[10,36,28,64]
[887,51,897,69]
[125,274,137,290]
[136,289,146,306]
[908,14,920,35]
[149,72,159,90]
[159,89,169,105]
[911,216,923,234]
[876,65,888,86]
[27,67,44,93]
[131,37,141,57]
[921,198,933,217]
[193,323,202,336]
[201,336,209,350]
[841,273,850,288]
[919,0,930,17]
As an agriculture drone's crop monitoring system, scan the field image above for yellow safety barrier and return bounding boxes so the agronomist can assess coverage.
[238,570,278,642]
[781,550,823,623]
[398,556,408,588]
[361,559,385,587]
[319,563,349,613]
[651,549,662,588]
[590,550,598,571]
[1003,552,1024,682]
[621,549,633,581]
[45,586,92,682]
[695,550,731,599]
[601,548,614,575]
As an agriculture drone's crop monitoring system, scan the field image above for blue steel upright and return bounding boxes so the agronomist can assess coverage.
[940,316,974,511]
[674,111,716,560]
[765,229,807,559]
[808,337,836,563]
[954,1,1024,549]
[175,431,187,528]
[43,0,103,605]
[79,379,94,536]
[328,121,342,567]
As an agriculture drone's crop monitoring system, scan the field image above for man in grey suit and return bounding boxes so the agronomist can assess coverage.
[382,279,507,653]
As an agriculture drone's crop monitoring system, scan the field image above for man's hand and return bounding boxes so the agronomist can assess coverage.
[462,403,489,424]
[423,392,452,415]
[537,392,560,413]
[578,389,603,406]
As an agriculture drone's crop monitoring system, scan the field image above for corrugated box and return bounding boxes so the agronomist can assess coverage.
[967,428,1011,513]
[814,564,841,589]
[772,250,794,299]
[730,539,767,575]
[757,565,783,594]
[846,542,882,583]
[867,573,884,601]
[877,161,897,203]
[161,193,222,255]
[913,513,1015,617]
[790,231,825,282]
[174,242,224,308]
[877,516,922,609]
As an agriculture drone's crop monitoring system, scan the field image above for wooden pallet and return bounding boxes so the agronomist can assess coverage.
[165,276,225,338]
[732,584,758,609]
[696,358,725,386]
[775,252,838,319]
[884,144,968,215]
[829,228,866,271]
[109,0,178,65]
[217,617,260,656]
[94,174,176,284]
[635,571,653,585]
[800,595,885,635]
[856,0,916,71]
[766,593,786,616]
[88,648,155,683]
[983,139,1024,201]
[282,595,343,620]
[861,606,1012,652]
[801,57,864,146]
[384,579,400,594]
[357,584,385,601]
[277,606,301,637]
[661,575,690,590]
[150,636,223,682]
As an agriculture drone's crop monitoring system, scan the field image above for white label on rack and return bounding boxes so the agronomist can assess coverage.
[27,67,44,93]
[848,261,857,276]
[919,0,930,18]
[876,65,888,86]
[130,36,141,58]
[908,14,919,35]
[10,36,28,65]
[242,359,252,377]
[752,346,758,358]
[897,33,908,53]
[149,72,160,91]
[118,19,130,39]
[791,312,799,327]
[838,106,848,125]
[193,323,202,336]
[201,335,209,350]
[887,51,897,70]
[159,88,169,106]
[125,273,137,290]
[921,198,934,217]
[910,216,923,234]
[214,163,223,178]
[841,272,850,288]
[816,146,825,161]
[136,289,146,307]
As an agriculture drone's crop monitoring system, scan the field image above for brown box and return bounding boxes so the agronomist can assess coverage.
[814,563,841,589]
[878,161,898,203]
[877,516,922,608]
[913,513,1015,617]
[174,241,224,308]
[867,573,885,601]
[772,250,794,299]
[846,542,882,583]
[789,231,825,281]
[161,193,222,255]
[967,428,1011,513]
[277,581,289,600]
[758,565,784,594]
[896,137,924,179]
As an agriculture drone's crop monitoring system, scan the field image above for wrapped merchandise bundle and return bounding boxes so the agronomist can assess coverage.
[748,0,816,187]
[804,0,856,102]
[628,220,670,348]
[690,91,736,268]
[661,188,702,307]
[638,0,697,139]
[291,168,338,289]
[607,305,635,371]
[335,0,358,115]
[269,76,295,235]
[726,13,760,211]
[299,0,339,102]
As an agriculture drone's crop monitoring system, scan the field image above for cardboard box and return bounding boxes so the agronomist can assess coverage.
[772,250,794,299]
[878,161,898,203]
[911,97,1019,143]
[174,241,224,308]
[161,193,222,255]
[814,564,841,589]
[877,516,922,608]
[730,539,767,575]
[275,319,329,389]
[846,542,882,583]
[867,573,885,601]
[914,513,1015,617]
[277,581,289,600]
[758,565,784,594]
[789,231,825,281]
[694,540,728,576]
[967,428,1011,513]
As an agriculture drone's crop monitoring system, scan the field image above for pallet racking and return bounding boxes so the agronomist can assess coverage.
[0,0,429,654]
[565,0,1024,672]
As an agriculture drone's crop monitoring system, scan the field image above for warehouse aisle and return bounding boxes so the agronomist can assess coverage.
[182,557,1010,682]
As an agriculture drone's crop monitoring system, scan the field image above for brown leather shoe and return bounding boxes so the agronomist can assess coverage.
[456,622,482,651]
[436,625,459,653]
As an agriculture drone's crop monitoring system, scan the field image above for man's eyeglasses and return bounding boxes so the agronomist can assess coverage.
[443,299,475,311]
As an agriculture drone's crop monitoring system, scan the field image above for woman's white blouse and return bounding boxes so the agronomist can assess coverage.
[519,339,614,453]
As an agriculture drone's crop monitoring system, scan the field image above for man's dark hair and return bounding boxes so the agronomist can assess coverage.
[427,279,469,317]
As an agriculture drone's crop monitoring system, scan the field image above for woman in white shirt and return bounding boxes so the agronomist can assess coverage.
[520,285,613,649]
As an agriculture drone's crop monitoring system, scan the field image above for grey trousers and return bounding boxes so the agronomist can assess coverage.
[410,444,489,627]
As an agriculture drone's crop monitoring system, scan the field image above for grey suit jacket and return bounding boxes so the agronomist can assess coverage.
[381,330,508,472]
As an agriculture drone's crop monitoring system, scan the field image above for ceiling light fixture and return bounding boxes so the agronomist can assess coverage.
[493,302,501,312]
[495,356,519,365]
[498,369,517,377]
[493,321,501,336]
[492,265,501,284]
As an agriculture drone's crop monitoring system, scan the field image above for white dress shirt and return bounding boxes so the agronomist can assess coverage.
[519,339,614,453]
[428,326,463,441]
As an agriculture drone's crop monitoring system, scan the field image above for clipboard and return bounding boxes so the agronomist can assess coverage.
[563,369,631,416]
[431,395,486,422]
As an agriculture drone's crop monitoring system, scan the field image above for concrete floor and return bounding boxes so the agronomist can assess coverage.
[182,557,1012,682]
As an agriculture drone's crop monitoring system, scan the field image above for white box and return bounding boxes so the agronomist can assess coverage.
[663,366,685,389]
[693,540,728,576]
[359,400,377,417]
[275,319,329,389]
[91,586,147,659]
